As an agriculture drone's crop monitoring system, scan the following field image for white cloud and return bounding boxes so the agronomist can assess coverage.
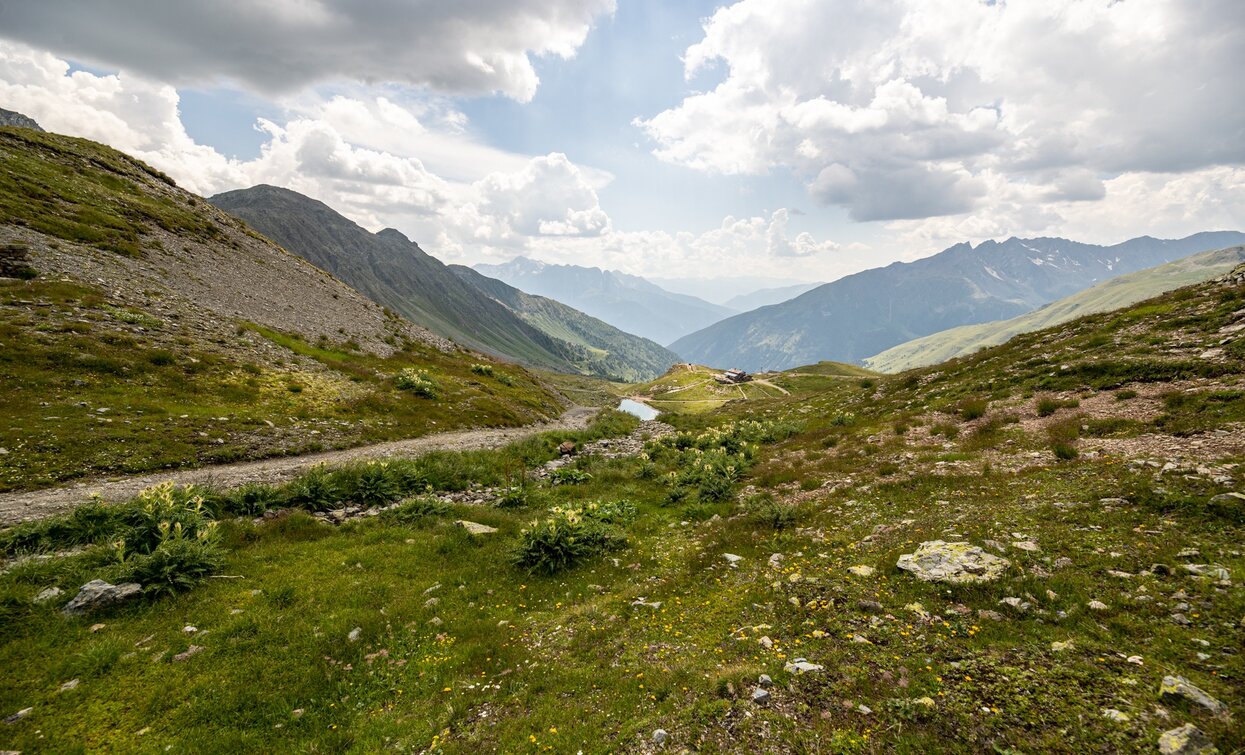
[0,0,617,102]
[638,0,1245,224]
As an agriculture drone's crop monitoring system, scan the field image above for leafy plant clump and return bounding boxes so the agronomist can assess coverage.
[394,368,441,398]
[513,505,627,575]
[550,467,593,486]
[646,419,797,505]
[113,483,225,594]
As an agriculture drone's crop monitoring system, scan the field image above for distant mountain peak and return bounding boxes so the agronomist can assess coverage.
[0,107,44,131]
[474,258,734,345]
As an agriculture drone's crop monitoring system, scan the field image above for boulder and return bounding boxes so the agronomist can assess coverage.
[33,586,63,604]
[896,541,1010,584]
[1160,675,1226,715]
[558,441,577,457]
[60,580,142,616]
[455,520,498,536]
[1159,723,1218,755]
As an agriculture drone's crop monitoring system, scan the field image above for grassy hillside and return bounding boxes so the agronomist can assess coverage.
[0,128,564,491]
[622,362,875,414]
[866,245,1245,373]
[450,265,678,382]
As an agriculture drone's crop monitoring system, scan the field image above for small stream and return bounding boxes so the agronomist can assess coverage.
[617,399,660,421]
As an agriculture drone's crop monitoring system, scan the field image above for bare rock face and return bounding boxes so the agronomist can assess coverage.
[60,580,142,616]
[0,107,43,131]
[896,541,1010,584]
[1159,723,1218,755]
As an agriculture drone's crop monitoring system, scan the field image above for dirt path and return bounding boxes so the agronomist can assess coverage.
[0,406,597,525]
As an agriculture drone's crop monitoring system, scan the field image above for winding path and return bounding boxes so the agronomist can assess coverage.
[0,406,597,525]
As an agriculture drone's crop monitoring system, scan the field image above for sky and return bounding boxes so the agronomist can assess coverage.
[0,0,1242,289]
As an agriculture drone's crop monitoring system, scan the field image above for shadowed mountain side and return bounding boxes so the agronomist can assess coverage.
[449,265,678,382]
[211,185,623,377]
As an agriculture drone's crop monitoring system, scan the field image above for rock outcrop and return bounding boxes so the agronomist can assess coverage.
[896,541,1010,583]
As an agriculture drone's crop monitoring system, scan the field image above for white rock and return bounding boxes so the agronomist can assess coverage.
[896,541,1010,584]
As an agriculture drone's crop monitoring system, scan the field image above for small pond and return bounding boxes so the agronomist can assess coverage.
[617,398,660,421]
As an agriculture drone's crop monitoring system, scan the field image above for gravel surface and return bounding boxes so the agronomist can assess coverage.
[0,406,597,525]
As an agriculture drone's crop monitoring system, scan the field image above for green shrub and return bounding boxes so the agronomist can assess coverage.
[930,422,960,440]
[341,461,400,506]
[746,495,796,530]
[1036,395,1079,417]
[146,350,176,367]
[581,499,638,525]
[383,496,449,524]
[1115,389,1139,401]
[470,363,495,377]
[514,506,626,575]
[550,467,593,486]
[494,486,530,509]
[395,368,440,398]
[124,536,224,596]
[1051,442,1079,460]
[214,483,280,517]
[283,466,340,512]
[111,483,224,594]
[958,398,989,421]
[830,412,855,427]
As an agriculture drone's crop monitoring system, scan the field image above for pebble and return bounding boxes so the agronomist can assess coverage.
[347,627,362,642]
[59,679,79,692]
[1088,600,1110,611]
[751,688,771,704]
[723,553,743,565]
[652,728,668,745]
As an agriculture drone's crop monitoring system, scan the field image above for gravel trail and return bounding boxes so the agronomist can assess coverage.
[0,406,597,525]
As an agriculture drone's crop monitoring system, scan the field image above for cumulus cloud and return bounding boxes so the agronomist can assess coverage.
[0,40,843,280]
[637,0,1245,223]
[0,0,616,101]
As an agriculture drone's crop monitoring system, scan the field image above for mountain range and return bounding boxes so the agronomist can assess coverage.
[211,186,676,381]
[474,258,735,345]
[723,282,822,312]
[670,231,1245,371]
[863,244,1245,373]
